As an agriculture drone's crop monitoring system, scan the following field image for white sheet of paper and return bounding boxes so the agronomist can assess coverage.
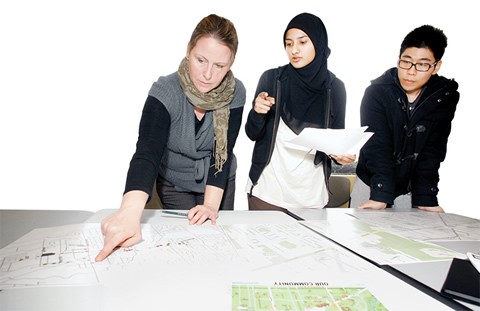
[286,126,373,155]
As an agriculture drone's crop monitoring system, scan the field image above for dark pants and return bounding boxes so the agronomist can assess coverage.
[156,176,235,210]
[247,194,287,212]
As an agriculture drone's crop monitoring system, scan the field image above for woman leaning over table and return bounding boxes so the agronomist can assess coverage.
[96,14,246,261]
[245,12,355,211]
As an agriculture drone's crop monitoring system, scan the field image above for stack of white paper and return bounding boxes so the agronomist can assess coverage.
[286,126,373,155]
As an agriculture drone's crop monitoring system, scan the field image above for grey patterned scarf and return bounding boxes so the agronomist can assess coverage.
[177,57,236,173]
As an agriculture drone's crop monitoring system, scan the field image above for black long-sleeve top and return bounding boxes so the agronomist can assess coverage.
[124,95,244,198]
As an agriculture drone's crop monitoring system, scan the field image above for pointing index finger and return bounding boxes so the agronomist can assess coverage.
[95,234,127,262]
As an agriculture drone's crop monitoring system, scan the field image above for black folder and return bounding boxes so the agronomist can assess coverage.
[440,257,480,306]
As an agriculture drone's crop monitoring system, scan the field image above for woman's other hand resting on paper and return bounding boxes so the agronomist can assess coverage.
[188,204,218,225]
[187,185,222,225]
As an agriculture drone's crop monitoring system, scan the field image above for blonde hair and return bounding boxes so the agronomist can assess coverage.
[187,14,238,61]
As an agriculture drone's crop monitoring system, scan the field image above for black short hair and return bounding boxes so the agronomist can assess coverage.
[399,25,448,61]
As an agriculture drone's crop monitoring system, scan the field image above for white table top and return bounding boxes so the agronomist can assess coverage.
[1,208,477,310]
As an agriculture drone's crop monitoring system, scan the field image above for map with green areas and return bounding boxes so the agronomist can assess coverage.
[302,219,463,265]
[232,284,388,311]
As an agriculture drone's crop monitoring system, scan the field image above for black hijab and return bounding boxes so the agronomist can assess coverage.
[281,12,332,134]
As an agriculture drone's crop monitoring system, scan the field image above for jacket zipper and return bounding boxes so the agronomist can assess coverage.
[409,86,445,118]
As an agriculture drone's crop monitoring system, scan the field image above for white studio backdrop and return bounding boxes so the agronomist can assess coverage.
[1,0,478,219]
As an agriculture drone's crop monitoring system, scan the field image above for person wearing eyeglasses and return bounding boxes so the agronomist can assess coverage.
[353,25,459,212]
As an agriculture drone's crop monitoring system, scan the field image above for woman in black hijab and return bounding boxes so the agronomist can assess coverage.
[245,12,355,211]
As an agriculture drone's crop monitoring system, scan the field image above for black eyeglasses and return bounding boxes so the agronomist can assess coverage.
[398,59,437,72]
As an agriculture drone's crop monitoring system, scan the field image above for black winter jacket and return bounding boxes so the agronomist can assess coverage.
[356,68,459,206]
[245,65,347,193]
